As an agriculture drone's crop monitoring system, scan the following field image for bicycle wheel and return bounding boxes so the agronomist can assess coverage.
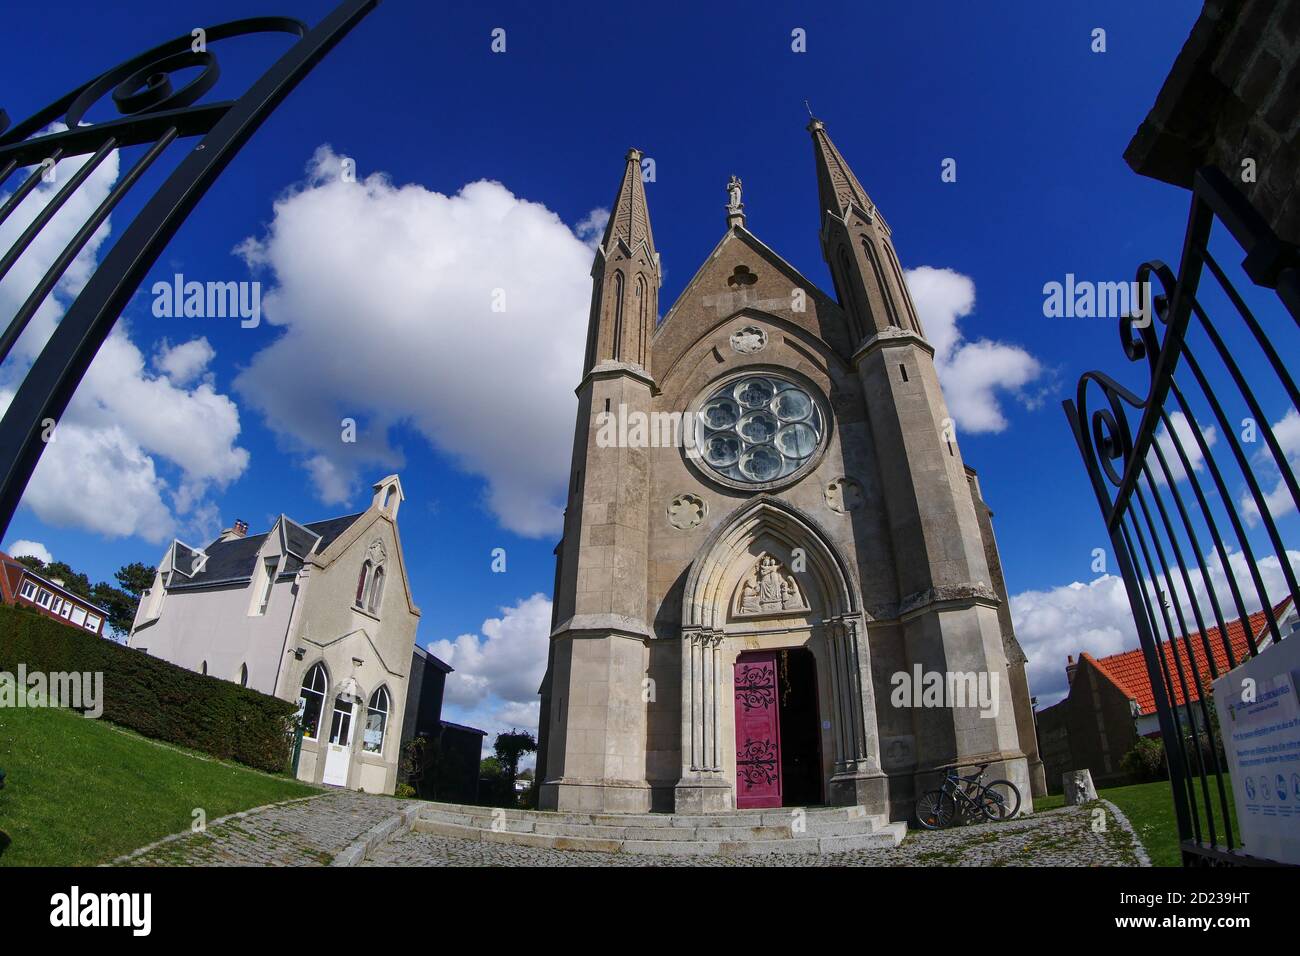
[915,789,957,829]
[980,780,1021,821]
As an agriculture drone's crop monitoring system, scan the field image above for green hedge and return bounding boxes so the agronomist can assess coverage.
[0,604,296,773]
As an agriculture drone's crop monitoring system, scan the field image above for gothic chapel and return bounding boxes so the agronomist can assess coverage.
[536,119,1046,817]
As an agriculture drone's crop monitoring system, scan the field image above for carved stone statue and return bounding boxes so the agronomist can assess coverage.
[726,174,743,211]
[736,552,807,615]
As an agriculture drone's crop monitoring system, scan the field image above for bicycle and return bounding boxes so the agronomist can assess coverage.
[914,763,1021,829]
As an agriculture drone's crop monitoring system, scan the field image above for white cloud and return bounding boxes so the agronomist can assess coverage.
[904,266,1042,433]
[13,416,177,541]
[1012,574,1139,707]
[5,539,52,563]
[1014,547,1300,707]
[428,591,551,757]
[1149,411,1216,486]
[574,207,610,249]
[430,592,551,708]
[152,337,216,386]
[1243,408,1300,525]
[234,146,594,537]
[0,145,249,544]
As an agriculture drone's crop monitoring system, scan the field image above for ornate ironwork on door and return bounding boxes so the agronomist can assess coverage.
[0,0,378,540]
[734,652,782,808]
[1065,166,1298,866]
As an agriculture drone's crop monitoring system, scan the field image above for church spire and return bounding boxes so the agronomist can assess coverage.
[808,116,877,226]
[599,148,656,258]
[583,148,661,377]
[808,117,921,347]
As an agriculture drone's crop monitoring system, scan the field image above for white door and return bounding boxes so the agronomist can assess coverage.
[322,696,354,787]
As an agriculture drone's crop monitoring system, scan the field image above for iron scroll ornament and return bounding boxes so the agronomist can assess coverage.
[0,1,380,541]
[734,662,777,711]
[736,739,779,788]
[1068,259,1177,509]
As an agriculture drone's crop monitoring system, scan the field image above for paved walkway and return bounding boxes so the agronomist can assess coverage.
[113,791,1146,866]
[115,791,399,866]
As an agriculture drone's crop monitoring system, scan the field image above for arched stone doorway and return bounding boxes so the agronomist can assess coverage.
[675,496,883,814]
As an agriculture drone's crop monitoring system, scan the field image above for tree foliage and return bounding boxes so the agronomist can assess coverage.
[493,729,537,784]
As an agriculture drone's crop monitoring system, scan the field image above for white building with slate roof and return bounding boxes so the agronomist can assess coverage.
[128,475,419,794]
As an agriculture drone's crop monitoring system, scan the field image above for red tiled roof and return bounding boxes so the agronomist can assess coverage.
[1083,597,1293,715]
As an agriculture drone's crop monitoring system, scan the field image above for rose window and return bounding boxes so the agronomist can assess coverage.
[694,375,826,484]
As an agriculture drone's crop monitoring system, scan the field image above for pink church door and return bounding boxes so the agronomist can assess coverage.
[733,652,782,809]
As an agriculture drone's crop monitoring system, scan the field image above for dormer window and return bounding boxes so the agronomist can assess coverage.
[255,556,277,615]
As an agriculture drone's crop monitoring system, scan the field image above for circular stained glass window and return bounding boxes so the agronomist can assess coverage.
[693,374,826,485]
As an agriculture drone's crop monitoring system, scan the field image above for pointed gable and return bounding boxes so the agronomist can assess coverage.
[652,225,852,384]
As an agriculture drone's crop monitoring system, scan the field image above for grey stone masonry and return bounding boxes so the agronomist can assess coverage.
[1063,769,1099,806]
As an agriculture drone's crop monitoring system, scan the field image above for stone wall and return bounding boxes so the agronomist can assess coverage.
[1126,0,1300,243]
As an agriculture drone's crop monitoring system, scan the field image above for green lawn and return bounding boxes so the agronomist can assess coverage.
[0,702,317,866]
[1034,777,1238,867]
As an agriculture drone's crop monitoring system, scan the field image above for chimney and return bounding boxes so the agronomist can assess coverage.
[1066,654,1078,687]
[219,519,249,542]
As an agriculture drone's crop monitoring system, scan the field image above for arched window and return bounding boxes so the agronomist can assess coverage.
[368,566,385,614]
[239,663,249,687]
[383,485,395,509]
[635,274,648,367]
[836,246,865,342]
[299,663,328,740]
[861,236,901,328]
[355,560,372,607]
[201,660,208,675]
[610,270,625,360]
[363,686,390,754]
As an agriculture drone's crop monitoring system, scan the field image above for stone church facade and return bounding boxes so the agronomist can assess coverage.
[537,119,1045,818]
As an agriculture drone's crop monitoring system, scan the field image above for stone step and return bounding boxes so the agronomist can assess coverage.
[413,801,870,831]
[410,816,907,856]
[415,806,890,841]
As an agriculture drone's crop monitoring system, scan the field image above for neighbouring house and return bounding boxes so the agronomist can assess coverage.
[0,550,109,636]
[128,475,422,795]
[1036,597,1296,790]
[401,644,485,803]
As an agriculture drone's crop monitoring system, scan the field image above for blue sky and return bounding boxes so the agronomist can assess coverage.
[4,1,1295,739]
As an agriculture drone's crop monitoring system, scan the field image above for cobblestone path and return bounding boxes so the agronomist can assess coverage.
[113,793,1146,866]
[115,791,399,866]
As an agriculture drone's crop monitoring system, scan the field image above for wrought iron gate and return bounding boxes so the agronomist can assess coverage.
[1065,166,1299,866]
[0,0,378,541]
